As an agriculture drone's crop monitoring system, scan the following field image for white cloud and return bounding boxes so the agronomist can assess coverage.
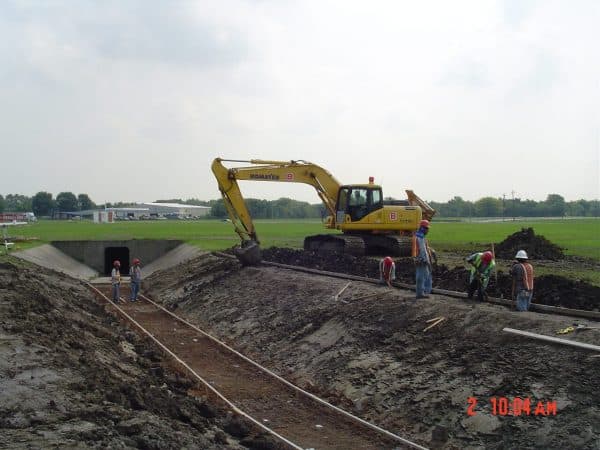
[0,0,598,203]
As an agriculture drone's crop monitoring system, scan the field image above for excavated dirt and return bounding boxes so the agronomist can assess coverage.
[0,259,282,449]
[260,248,600,312]
[494,228,565,261]
[145,254,600,449]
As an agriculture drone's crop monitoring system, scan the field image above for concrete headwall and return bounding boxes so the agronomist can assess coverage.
[52,240,183,275]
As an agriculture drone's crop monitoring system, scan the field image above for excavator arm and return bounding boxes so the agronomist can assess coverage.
[211,158,343,264]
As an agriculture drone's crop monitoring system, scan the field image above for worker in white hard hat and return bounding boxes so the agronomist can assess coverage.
[509,250,534,311]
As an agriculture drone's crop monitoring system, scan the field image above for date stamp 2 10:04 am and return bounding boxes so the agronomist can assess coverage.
[467,397,558,416]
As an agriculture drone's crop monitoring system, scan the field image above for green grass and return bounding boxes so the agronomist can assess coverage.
[6,219,334,252]
[7,218,599,259]
[5,218,599,285]
[429,219,600,260]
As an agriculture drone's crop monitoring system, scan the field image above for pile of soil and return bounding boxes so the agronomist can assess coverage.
[261,247,600,311]
[0,259,278,449]
[145,255,600,449]
[494,227,565,260]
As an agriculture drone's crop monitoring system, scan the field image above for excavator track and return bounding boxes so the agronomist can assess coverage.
[304,234,366,256]
[363,234,414,257]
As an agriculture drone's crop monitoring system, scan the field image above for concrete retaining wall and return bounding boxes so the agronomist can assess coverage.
[52,240,183,275]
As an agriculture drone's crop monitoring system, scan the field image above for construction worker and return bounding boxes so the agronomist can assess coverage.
[379,256,396,287]
[415,219,431,299]
[466,251,495,301]
[111,260,121,303]
[129,258,142,302]
[425,239,437,295]
[510,250,534,311]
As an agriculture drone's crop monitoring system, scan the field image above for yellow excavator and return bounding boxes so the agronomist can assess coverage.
[211,158,436,265]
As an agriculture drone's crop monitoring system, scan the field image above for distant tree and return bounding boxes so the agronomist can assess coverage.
[588,200,600,217]
[210,199,227,218]
[474,197,502,217]
[56,192,79,212]
[32,192,54,216]
[566,200,586,217]
[4,194,32,212]
[0,194,4,213]
[544,194,566,217]
[77,193,96,211]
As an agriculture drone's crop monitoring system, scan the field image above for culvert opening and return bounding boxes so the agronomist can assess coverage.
[105,247,130,276]
[48,239,185,278]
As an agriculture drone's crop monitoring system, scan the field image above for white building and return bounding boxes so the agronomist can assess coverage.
[141,203,211,218]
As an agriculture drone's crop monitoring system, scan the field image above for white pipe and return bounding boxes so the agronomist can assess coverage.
[503,327,600,352]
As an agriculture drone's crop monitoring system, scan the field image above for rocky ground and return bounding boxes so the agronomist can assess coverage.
[0,259,281,449]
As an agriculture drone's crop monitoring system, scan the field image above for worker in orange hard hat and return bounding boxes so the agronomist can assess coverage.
[379,256,396,287]
[466,250,496,301]
[111,260,121,303]
[415,220,432,299]
[129,258,142,302]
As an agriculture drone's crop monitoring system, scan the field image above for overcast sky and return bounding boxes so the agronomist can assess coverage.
[1,0,598,204]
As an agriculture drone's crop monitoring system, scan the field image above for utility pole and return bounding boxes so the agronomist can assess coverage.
[511,190,516,221]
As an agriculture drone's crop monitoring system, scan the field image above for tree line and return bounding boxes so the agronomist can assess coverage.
[0,192,598,218]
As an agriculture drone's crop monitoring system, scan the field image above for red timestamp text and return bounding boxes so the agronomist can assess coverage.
[467,397,558,416]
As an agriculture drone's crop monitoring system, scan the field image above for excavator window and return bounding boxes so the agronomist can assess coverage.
[338,186,384,221]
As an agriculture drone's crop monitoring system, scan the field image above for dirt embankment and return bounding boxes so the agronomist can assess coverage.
[146,254,600,449]
[0,259,280,449]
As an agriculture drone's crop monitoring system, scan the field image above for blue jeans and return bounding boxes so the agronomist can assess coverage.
[130,281,140,300]
[424,266,432,294]
[112,283,120,301]
[516,290,532,311]
[416,264,429,298]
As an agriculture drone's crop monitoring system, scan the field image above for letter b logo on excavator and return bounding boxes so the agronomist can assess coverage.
[286,173,294,181]
[389,212,397,221]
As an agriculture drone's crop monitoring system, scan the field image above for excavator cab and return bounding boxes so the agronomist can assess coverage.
[337,185,383,222]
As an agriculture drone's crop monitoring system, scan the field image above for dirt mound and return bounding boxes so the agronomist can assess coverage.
[261,247,600,311]
[495,227,565,260]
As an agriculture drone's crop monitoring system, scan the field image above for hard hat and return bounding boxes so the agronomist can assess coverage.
[113,260,120,267]
[383,256,393,264]
[420,219,430,228]
[515,250,528,260]
[133,258,141,265]
[482,251,493,263]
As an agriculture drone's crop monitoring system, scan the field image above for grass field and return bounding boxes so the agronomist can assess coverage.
[6,218,600,259]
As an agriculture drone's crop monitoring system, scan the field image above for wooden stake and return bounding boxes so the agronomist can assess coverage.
[426,316,443,323]
[423,317,445,332]
[333,282,351,301]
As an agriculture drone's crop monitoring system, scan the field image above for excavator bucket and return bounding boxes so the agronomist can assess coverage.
[234,240,262,266]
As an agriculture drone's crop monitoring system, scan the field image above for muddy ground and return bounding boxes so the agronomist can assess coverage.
[145,253,600,450]
[2,238,600,450]
[0,259,282,450]
[260,248,600,312]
